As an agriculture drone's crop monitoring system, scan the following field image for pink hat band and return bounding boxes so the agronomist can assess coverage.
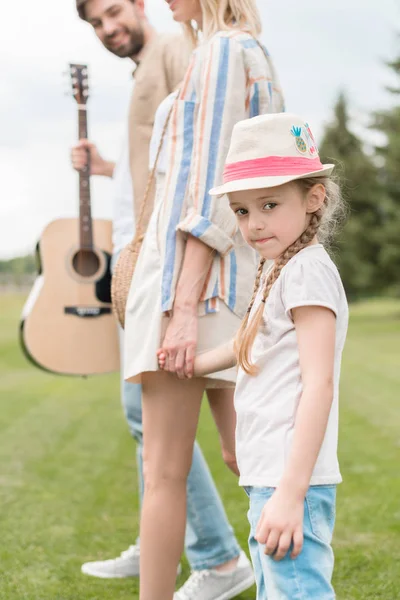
[209,114,335,196]
[223,155,324,184]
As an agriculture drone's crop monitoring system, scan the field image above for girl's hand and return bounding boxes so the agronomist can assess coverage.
[255,487,304,561]
[157,349,166,370]
[160,306,198,379]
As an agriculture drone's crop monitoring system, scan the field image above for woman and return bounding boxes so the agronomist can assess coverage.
[124,1,284,597]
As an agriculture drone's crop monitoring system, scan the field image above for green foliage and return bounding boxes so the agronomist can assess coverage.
[0,254,37,275]
[1,293,400,599]
[319,40,400,299]
[372,55,400,286]
[319,94,387,299]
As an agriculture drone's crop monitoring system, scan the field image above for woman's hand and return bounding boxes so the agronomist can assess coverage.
[255,486,304,561]
[160,305,198,379]
[158,235,213,379]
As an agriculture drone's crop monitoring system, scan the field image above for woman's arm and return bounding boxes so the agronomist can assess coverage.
[160,35,248,376]
[255,305,336,561]
[161,235,214,379]
[174,235,215,311]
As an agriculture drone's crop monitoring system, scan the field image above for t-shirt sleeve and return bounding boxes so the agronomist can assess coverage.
[282,257,340,319]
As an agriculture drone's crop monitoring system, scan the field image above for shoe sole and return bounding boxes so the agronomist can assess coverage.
[81,564,182,579]
[210,573,255,600]
[81,567,139,578]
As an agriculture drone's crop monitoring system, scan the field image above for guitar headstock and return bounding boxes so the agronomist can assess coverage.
[69,63,89,105]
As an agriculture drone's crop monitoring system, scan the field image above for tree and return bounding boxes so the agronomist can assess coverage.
[319,93,387,299]
[372,50,400,293]
[0,255,36,275]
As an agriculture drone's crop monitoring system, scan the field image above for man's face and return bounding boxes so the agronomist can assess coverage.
[84,0,145,58]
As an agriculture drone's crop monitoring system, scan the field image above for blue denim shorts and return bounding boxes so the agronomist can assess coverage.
[245,485,337,600]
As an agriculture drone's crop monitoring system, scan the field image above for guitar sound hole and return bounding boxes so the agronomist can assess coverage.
[72,250,100,277]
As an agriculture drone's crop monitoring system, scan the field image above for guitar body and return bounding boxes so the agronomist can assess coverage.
[20,218,120,376]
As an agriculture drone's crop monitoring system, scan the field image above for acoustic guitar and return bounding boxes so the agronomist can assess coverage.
[20,63,120,376]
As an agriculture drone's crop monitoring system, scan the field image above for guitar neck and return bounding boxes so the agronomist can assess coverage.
[78,106,93,250]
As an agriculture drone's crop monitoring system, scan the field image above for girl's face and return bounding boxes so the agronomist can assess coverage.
[229,182,325,261]
[165,0,202,25]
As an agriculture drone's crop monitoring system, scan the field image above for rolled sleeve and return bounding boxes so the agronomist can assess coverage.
[177,209,236,255]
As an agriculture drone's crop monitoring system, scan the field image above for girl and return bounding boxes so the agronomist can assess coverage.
[159,112,348,599]
[124,0,283,598]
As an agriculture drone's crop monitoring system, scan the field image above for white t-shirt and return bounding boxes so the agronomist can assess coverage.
[112,133,135,255]
[235,244,349,487]
[149,91,177,173]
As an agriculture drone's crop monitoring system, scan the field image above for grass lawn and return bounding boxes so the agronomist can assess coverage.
[0,293,399,599]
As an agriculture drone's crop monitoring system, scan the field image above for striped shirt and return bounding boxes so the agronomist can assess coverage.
[158,29,284,317]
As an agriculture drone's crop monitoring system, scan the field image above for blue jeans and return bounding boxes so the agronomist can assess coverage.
[245,485,336,600]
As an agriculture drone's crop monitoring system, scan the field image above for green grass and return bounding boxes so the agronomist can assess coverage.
[0,293,399,599]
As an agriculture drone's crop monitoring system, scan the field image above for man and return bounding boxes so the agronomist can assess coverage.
[72,1,254,598]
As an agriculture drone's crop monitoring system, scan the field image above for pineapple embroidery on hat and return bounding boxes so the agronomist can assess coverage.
[291,126,307,154]
[291,124,318,157]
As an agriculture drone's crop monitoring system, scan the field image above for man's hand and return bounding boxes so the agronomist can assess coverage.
[70,139,115,178]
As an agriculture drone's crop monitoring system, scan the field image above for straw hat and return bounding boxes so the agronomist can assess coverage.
[210,113,334,196]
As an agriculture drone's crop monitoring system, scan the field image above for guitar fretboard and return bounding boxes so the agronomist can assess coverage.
[78,107,93,250]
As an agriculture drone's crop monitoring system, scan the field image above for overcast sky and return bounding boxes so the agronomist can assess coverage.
[0,0,398,258]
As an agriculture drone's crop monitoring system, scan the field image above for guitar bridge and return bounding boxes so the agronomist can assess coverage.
[64,306,112,318]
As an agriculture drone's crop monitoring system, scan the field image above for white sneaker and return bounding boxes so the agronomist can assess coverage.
[81,544,141,578]
[81,544,182,579]
[174,551,255,600]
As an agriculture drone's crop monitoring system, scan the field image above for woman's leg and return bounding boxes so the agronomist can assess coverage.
[207,388,239,476]
[140,370,206,600]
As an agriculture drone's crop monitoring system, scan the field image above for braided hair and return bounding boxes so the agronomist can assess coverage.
[235,210,322,375]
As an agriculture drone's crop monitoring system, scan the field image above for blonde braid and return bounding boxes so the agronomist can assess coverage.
[237,211,322,375]
[234,257,265,358]
[248,257,267,313]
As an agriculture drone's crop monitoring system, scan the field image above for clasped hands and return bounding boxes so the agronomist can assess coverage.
[157,305,198,379]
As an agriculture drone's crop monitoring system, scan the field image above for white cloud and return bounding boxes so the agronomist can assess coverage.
[0,0,399,258]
